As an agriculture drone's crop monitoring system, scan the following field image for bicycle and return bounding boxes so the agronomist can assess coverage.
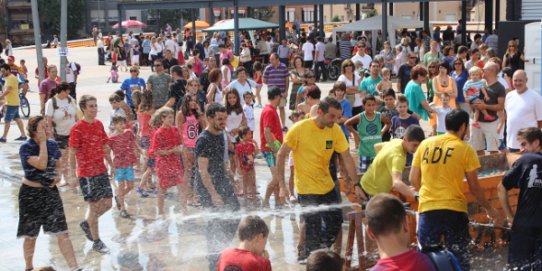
[0,79,31,121]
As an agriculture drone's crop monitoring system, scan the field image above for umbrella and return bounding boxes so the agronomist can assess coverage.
[184,20,210,29]
[202,18,279,32]
[112,20,147,29]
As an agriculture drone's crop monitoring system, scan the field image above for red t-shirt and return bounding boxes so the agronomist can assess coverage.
[217,248,272,271]
[371,250,436,271]
[149,126,183,189]
[69,119,109,177]
[109,130,137,168]
[235,141,256,170]
[259,104,283,152]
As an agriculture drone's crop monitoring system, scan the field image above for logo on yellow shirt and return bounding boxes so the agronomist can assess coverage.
[326,140,333,149]
[422,147,455,164]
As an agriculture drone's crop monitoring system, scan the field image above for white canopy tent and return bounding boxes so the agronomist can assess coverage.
[332,15,425,47]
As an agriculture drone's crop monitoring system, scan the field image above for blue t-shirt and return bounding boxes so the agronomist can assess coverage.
[390,115,420,139]
[451,70,468,103]
[339,99,353,138]
[19,139,61,187]
[120,77,146,107]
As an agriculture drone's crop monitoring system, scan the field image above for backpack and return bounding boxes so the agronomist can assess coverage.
[70,62,81,75]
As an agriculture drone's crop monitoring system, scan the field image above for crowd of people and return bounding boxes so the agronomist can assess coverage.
[1,20,541,271]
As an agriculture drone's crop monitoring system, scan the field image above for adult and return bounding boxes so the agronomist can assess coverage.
[337,59,362,132]
[68,95,114,253]
[240,42,253,76]
[149,37,163,71]
[195,103,241,270]
[314,36,327,82]
[147,58,172,109]
[397,52,417,94]
[17,116,81,271]
[503,40,525,75]
[162,49,179,73]
[422,40,442,67]
[120,66,146,109]
[410,109,501,271]
[450,58,469,112]
[338,33,353,60]
[432,61,457,108]
[219,44,234,71]
[200,57,217,93]
[277,39,291,67]
[351,41,372,71]
[324,37,337,60]
[97,37,105,65]
[0,64,27,143]
[260,87,285,208]
[442,26,454,43]
[45,82,77,185]
[301,38,315,69]
[359,62,383,100]
[470,34,483,50]
[166,65,187,112]
[404,65,433,121]
[262,53,290,131]
[276,97,359,257]
[226,67,256,105]
[504,70,542,152]
[256,37,270,64]
[465,48,484,71]
[39,65,58,115]
[206,68,224,104]
[164,35,177,58]
[469,61,505,155]
[498,127,542,270]
[289,56,307,110]
[194,36,205,61]
[65,59,79,99]
[486,30,499,54]
[141,36,151,66]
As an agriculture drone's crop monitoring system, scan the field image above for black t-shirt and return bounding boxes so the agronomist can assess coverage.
[398,64,412,94]
[195,130,240,211]
[502,152,542,233]
[477,81,505,122]
[168,79,186,111]
[199,68,211,93]
[162,58,179,72]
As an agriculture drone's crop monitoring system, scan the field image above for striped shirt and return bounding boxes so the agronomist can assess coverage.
[339,40,353,60]
[263,63,289,93]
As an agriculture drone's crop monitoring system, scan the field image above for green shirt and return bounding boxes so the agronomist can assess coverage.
[359,76,382,96]
[360,139,407,196]
[405,80,430,121]
[357,111,382,158]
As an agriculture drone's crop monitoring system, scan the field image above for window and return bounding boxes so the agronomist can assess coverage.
[303,8,314,23]
[286,8,295,22]
[445,13,457,21]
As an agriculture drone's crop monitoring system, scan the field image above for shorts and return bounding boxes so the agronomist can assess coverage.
[4,105,21,122]
[17,184,67,238]
[262,151,276,168]
[147,158,155,167]
[468,95,480,104]
[358,156,374,173]
[140,137,151,149]
[54,134,69,149]
[79,173,113,202]
[115,166,135,181]
[469,120,499,152]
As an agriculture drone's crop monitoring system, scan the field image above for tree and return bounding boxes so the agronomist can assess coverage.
[37,0,85,39]
[253,7,275,21]
[332,16,341,22]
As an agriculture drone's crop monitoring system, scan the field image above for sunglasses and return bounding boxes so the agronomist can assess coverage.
[409,57,417,59]
[189,83,198,87]
[454,63,462,65]
[154,64,162,67]
[130,70,138,72]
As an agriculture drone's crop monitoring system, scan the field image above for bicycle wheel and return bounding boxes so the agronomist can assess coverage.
[19,95,30,118]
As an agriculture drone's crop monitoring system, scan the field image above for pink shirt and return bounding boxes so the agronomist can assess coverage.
[39,78,57,100]
[181,114,199,148]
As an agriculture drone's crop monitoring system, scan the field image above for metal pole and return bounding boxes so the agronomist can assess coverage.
[191,9,196,42]
[313,5,317,29]
[382,0,388,41]
[419,3,423,21]
[279,5,286,41]
[495,0,500,29]
[355,4,360,21]
[208,2,214,26]
[233,0,240,55]
[30,0,45,83]
[389,2,394,16]
[318,4,324,37]
[484,0,493,33]
[461,0,467,45]
[60,0,67,81]
[423,2,430,32]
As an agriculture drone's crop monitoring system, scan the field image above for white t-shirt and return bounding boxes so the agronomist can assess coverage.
[432,105,453,133]
[351,53,372,70]
[505,89,542,149]
[44,96,77,136]
[497,72,510,90]
[226,79,256,105]
[165,39,177,54]
[337,73,362,107]
[302,42,315,61]
[315,42,326,62]
[65,63,77,83]
[243,104,255,131]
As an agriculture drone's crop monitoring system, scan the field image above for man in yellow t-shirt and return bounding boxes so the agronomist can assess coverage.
[409,109,501,271]
[356,125,425,199]
[0,64,27,143]
[276,97,359,258]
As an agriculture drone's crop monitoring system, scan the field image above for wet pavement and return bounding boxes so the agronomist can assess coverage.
[0,47,508,270]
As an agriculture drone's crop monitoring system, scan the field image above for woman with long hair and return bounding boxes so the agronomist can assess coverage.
[503,39,526,74]
[224,88,247,196]
[289,56,307,110]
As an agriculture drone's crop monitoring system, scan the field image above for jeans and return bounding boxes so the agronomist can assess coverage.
[314,61,327,81]
[297,189,343,256]
[508,228,542,271]
[418,210,471,271]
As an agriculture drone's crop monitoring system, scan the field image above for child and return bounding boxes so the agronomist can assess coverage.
[221,58,232,90]
[225,89,247,195]
[19,59,28,79]
[252,61,263,107]
[463,66,496,128]
[109,94,127,132]
[390,95,419,139]
[176,93,205,206]
[345,95,391,173]
[217,216,271,271]
[295,70,317,106]
[52,34,59,48]
[354,60,366,78]
[379,89,399,142]
[376,68,393,95]
[148,107,187,216]
[430,93,453,135]
[114,90,134,122]
[136,90,156,197]
[107,62,119,83]
[297,85,321,115]
[242,92,256,132]
[306,250,343,271]
[109,116,140,218]
[235,127,259,208]
[332,82,353,140]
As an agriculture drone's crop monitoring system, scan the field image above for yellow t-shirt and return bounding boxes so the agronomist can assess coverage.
[3,74,20,106]
[412,133,480,213]
[360,139,406,196]
[285,119,349,195]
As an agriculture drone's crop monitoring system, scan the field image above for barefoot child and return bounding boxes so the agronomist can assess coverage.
[135,90,155,197]
[252,61,263,107]
[176,93,206,206]
[109,116,140,218]
[376,68,393,95]
[107,62,119,83]
[149,107,187,215]
[235,127,259,208]
[463,66,496,128]
[379,89,398,142]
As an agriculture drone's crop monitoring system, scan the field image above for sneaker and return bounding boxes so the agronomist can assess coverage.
[114,196,121,210]
[0,137,6,143]
[92,239,110,254]
[80,220,93,241]
[136,187,148,197]
[120,210,131,218]
[14,136,28,141]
